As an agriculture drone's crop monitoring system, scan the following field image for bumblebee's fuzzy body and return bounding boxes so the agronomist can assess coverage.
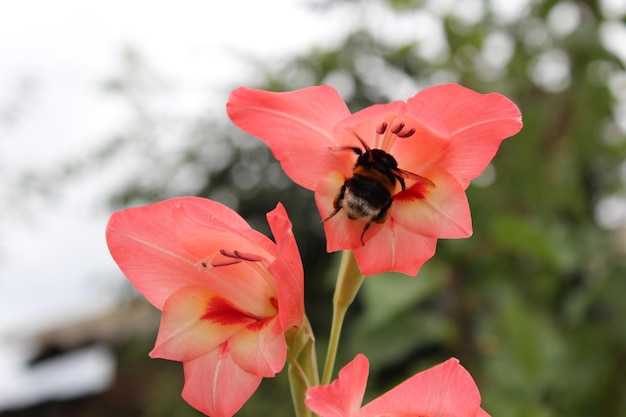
[334,150,398,224]
[322,135,434,244]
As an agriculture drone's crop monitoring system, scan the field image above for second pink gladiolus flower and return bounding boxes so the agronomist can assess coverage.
[227,84,522,275]
[106,197,304,417]
[306,354,490,417]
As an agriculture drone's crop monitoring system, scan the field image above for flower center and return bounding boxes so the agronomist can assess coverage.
[218,249,277,293]
[195,248,278,314]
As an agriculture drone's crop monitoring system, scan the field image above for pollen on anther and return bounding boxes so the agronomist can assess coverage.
[376,122,388,134]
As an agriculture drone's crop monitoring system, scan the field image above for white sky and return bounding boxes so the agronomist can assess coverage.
[0,0,351,409]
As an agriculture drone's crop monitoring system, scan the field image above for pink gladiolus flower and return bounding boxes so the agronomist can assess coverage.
[306,354,490,417]
[105,197,304,417]
[227,84,522,275]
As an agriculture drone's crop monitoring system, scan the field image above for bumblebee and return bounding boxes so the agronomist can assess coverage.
[322,135,434,245]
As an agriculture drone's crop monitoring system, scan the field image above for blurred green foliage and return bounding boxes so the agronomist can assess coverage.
[93,1,626,417]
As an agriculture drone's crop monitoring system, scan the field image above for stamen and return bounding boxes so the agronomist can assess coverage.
[220,249,263,262]
[391,121,405,134]
[219,249,238,258]
[397,127,416,138]
[195,250,278,311]
[376,121,388,134]
[197,254,242,270]
[210,259,242,267]
[213,248,275,292]
[196,249,265,270]
[196,253,219,270]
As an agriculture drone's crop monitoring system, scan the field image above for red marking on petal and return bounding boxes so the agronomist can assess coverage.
[269,296,279,310]
[201,297,255,325]
[394,182,429,201]
[218,341,229,356]
[247,318,273,332]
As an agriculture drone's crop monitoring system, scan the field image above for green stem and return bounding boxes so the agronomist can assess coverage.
[321,250,365,385]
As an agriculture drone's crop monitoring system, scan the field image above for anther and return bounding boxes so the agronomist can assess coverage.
[219,249,263,262]
[391,121,405,134]
[397,127,416,138]
[197,257,242,269]
[376,122,388,134]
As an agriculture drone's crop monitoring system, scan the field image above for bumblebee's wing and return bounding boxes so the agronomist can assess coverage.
[393,167,435,187]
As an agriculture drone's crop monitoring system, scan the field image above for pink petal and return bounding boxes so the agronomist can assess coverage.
[413,83,522,189]
[227,85,354,189]
[182,344,262,417]
[386,125,451,177]
[360,357,483,417]
[266,203,305,330]
[228,316,286,377]
[352,219,438,276]
[305,354,369,417]
[390,167,472,239]
[106,197,275,309]
[150,285,249,362]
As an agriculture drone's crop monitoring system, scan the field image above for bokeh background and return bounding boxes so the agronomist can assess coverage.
[2,0,626,416]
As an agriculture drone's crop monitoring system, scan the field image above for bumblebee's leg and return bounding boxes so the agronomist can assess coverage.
[322,207,342,223]
[360,221,372,246]
[321,184,347,223]
[397,175,406,191]
[360,200,393,245]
